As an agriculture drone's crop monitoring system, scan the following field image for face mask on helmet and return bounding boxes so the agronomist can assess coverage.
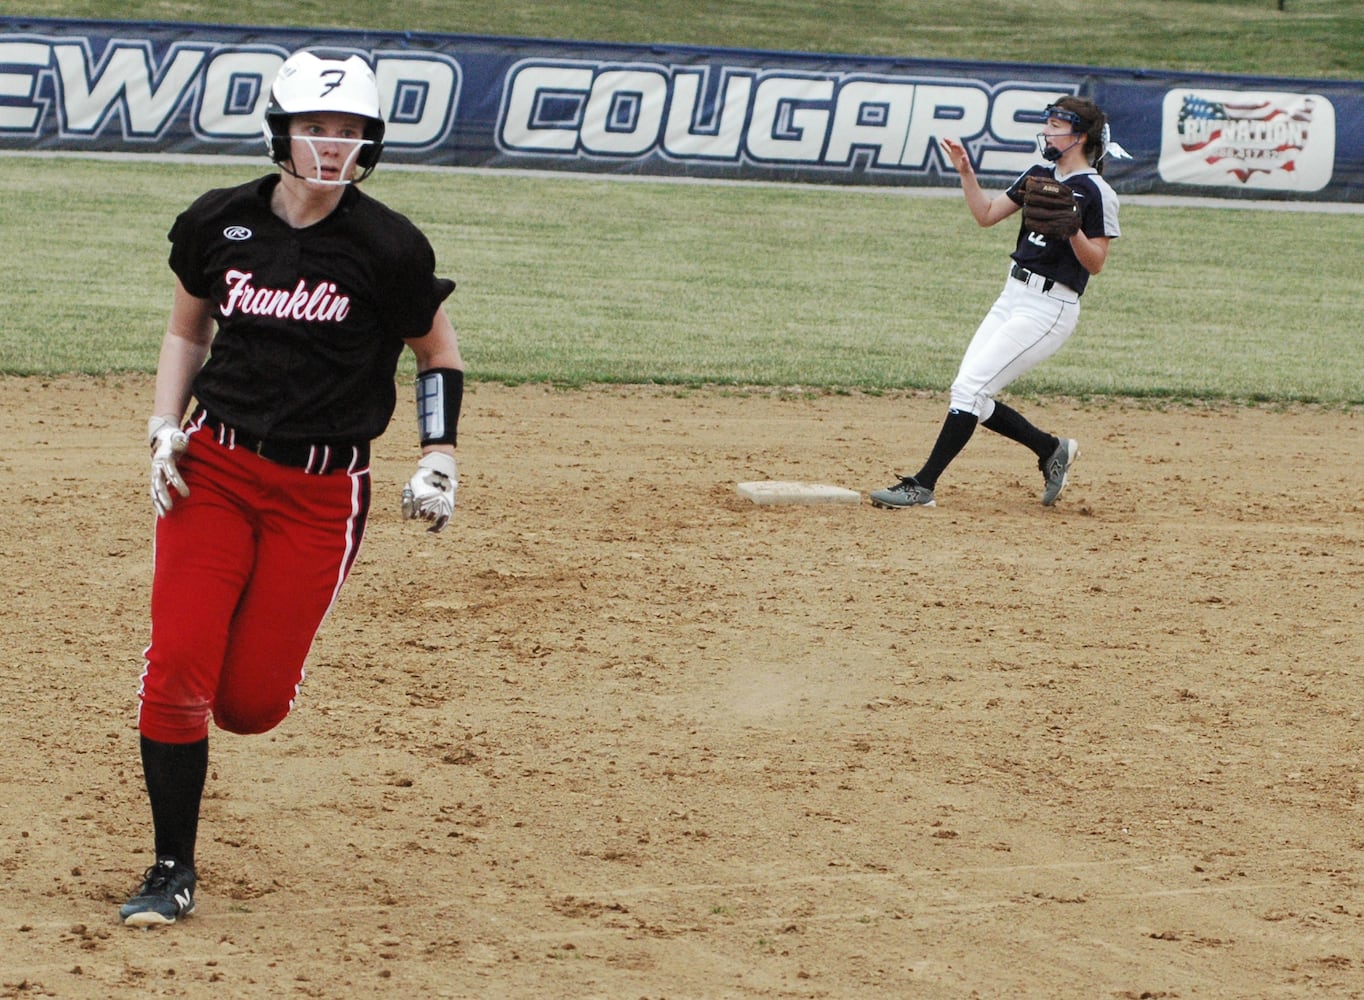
[1036,104,1087,163]
[263,52,386,184]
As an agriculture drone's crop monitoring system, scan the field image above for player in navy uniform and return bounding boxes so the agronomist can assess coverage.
[870,96,1126,510]
[121,51,465,925]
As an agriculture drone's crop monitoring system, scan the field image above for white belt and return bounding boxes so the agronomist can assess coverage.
[1010,263,1077,299]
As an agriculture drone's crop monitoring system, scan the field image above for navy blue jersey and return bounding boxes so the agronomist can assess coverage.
[168,175,456,445]
[1006,165,1120,295]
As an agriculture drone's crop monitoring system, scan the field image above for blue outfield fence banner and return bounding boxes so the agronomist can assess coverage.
[2,16,1360,201]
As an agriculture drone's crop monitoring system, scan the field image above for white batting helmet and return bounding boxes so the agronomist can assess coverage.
[263,52,386,172]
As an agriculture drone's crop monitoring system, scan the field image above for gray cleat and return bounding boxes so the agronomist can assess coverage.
[1041,438,1079,505]
[869,477,936,509]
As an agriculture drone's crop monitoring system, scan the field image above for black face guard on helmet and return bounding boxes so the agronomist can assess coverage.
[1038,104,1090,163]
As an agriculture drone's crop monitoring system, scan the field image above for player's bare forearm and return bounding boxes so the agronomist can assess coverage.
[1069,232,1110,275]
[152,336,206,422]
[959,173,992,225]
[957,171,1020,229]
[941,137,1016,228]
[152,282,215,420]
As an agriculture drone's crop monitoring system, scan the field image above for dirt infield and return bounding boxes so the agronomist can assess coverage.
[2,376,1360,999]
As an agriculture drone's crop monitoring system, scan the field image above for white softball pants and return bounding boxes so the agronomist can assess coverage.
[948,268,1081,421]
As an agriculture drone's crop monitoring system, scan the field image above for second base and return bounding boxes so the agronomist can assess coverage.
[736,481,862,506]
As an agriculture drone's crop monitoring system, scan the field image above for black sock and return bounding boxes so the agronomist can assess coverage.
[913,409,978,490]
[140,735,208,870]
[981,401,1057,462]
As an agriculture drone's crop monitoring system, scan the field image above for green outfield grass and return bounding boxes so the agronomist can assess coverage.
[21,0,1364,79]
[3,156,1360,403]
[3,2,1362,402]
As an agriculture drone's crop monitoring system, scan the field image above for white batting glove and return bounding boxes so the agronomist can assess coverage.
[148,415,189,518]
[402,452,457,533]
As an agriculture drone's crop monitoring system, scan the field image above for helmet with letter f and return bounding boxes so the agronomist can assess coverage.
[263,51,386,184]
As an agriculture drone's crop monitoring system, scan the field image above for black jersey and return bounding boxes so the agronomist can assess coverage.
[168,175,456,445]
[1006,165,1120,295]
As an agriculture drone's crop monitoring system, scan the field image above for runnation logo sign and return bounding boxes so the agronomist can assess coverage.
[1157,88,1334,192]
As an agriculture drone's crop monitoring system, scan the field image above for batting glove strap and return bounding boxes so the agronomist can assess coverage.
[148,416,189,518]
[402,452,457,533]
[149,413,186,444]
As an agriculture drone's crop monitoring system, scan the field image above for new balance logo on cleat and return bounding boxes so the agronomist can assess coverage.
[120,858,197,927]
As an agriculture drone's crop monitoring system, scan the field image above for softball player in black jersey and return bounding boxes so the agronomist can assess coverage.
[121,51,465,926]
[870,96,1126,510]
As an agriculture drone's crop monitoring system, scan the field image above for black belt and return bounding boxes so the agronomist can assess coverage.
[195,410,368,475]
[1011,263,1055,293]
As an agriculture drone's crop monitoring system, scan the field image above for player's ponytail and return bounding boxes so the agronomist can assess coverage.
[1092,112,1109,175]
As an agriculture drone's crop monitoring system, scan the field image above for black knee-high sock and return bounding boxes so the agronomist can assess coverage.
[913,409,978,490]
[981,401,1057,461]
[140,735,208,869]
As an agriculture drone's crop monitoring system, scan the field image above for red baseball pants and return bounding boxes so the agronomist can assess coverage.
[138,430,371,744]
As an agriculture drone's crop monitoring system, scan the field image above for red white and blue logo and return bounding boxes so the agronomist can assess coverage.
[1159,89,1334,192]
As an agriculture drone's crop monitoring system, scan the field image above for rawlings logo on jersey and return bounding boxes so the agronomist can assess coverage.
[221,269,351,322]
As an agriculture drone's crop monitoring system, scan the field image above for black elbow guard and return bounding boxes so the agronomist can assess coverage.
[416,368,463,447]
